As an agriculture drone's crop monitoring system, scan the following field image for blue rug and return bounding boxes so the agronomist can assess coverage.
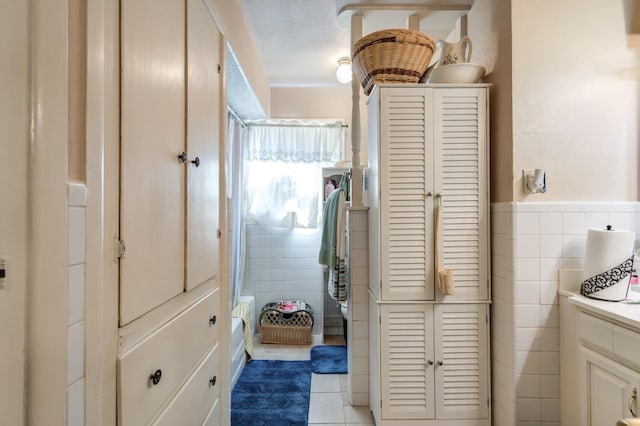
[310,345,347,374]
[231,360,311,426]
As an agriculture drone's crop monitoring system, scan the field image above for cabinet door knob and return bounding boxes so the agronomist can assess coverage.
[149,369,162,386]
[191,156,200,167]
[209,375,217,387]
[425,192,433,198]
[427,360,434,366]
[209,315,216,326]
[177,152,188,163]
[629,387,637,417]
[437,360,444,366]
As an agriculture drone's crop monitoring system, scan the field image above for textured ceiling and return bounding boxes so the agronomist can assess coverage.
[239,0,475,87]
[226,1,475,119]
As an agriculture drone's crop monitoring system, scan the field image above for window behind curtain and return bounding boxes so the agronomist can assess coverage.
[243,122,343,228]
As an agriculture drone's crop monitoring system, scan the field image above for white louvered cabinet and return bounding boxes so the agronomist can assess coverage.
[368,84,489,302]
[367,85,491,425]
[376,303,489,423]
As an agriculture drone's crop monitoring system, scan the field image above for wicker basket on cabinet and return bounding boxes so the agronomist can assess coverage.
[352,28,436,95]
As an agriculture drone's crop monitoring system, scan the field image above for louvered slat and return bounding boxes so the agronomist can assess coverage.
[437,92,484,294]
[381,91,433,300]
[382,307,434,420]
[435,304,488,420]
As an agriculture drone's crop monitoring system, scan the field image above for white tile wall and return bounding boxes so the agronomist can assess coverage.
[346,209,369,406]
[242,224,325,336]
[67,183,86,426]
[491,201,640,425]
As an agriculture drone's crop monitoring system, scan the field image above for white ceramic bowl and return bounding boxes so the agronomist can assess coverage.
[426,62,486,84]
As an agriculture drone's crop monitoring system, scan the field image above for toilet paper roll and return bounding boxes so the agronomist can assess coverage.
[583,227,636,281]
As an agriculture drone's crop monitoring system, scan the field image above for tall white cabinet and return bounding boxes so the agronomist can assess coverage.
[367,84,491,425]
[117,0,224,424]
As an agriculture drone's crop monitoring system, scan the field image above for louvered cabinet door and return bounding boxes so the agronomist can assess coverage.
[380,304,434,420]
[433,303,489,420]
[379,88,435,301]
[433,87,489,301]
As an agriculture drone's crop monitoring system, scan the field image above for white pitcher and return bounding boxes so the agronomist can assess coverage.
[436,35,472,66]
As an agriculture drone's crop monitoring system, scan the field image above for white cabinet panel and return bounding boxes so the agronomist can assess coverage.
[202,398,220,426]
[379,89,434,301]
[434,303,488,420]
[185,0,220,291]
[153,344,220,426]
[434,89,488,301]
[118,289,219,426]
[582,347,640,426]
[120,0,186,325]
[381,304,434,420]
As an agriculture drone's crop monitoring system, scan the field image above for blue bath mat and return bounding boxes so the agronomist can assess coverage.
[231,360,311,426]
[310,345,347,374]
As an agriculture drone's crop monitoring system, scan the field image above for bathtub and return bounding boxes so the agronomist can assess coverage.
[231,295,255,389]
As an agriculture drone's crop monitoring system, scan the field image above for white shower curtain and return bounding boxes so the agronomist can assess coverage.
[227,109,247,307]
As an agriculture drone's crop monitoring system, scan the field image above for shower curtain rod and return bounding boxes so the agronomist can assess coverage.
[227,106,247,128]
[244,120,348,129]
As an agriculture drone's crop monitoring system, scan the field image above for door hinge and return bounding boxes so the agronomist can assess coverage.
[217,64,221,74]
[217,229,222,239]
[116,239,126,260]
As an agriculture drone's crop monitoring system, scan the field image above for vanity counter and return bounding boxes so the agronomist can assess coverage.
[566,291,640,331]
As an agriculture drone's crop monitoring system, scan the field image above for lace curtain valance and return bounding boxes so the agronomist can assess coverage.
[246,121,343,163]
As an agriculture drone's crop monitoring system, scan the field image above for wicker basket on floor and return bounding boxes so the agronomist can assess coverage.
[260,303,314,345]
[352,28,436,95]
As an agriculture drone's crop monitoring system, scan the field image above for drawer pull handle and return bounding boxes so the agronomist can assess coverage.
[209,315,217,326]
[209,376,217,387]
[629,387,637,417]
[149,369,162,386]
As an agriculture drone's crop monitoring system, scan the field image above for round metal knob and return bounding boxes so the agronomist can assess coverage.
[209,376,217,387]
[427,360,434,365]
[191,157,200,167]
[177,152,187,163]
[149,369,162,386]
[209,315,216,326]
[437,360,444,366]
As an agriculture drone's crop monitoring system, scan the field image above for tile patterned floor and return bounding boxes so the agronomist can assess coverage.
[251,335,375,426]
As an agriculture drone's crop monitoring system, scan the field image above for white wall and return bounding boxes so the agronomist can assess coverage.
[242,224,325,337]
[0,1,29,424]
[511,0,638,202]
[468,0,639,202]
